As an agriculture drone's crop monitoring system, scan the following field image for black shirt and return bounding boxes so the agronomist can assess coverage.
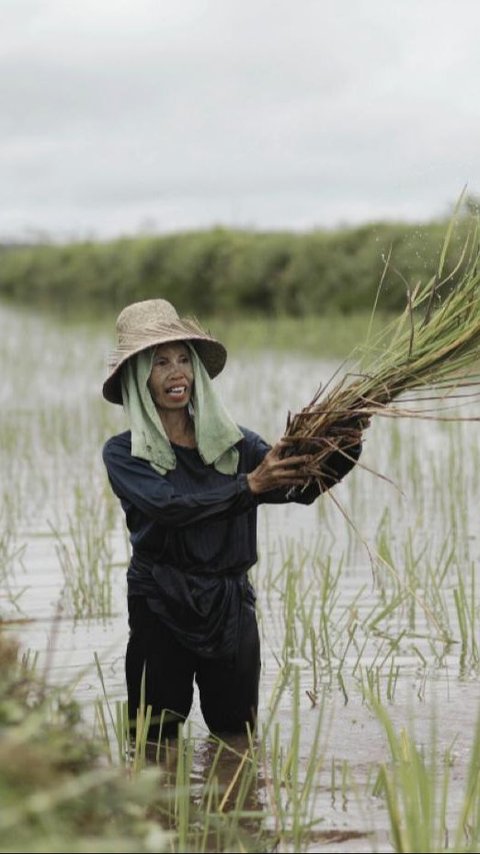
[102,426,356,657]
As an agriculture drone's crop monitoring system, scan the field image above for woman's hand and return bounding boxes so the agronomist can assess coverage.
[247,442,312,496]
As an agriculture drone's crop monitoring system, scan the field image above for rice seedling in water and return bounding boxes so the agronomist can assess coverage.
[0,506,27,613]
[94,651,268,851]
[260,670,328,851]
[371,696,480,853]
[99,704,270,851]
[94,652,340,853]
[453,561,480,675]
[50,489,114,619]
[258,514,480,730]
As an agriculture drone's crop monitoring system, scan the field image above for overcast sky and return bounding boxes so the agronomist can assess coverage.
[2,0,480,241]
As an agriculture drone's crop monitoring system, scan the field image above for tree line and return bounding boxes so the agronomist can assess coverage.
[0,214,474,316]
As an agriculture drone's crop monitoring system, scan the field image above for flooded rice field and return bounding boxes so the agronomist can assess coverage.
[2,301,480,852]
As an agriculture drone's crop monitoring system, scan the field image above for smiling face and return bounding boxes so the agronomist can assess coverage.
[147,342,194,413]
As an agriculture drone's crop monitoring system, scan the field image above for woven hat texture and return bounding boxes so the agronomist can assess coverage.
[102,298,226,404]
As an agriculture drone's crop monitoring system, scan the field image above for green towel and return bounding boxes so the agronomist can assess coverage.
[121,345,242,475]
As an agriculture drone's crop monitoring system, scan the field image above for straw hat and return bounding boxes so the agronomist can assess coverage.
[102,298,227,404]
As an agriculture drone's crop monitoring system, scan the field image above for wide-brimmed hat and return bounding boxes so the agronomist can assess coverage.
[102,298,227,405]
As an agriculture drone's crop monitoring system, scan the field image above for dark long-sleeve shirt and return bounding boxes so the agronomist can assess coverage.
[103,426,358,657]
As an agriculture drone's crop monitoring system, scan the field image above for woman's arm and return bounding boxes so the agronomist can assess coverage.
[247,431,362,505]
[103,438,256,527]
[103,434,312,527]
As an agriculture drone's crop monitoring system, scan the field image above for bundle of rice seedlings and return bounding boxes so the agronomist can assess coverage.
[282,211,480,487]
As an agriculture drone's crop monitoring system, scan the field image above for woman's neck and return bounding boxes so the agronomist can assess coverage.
[158,407,196,448]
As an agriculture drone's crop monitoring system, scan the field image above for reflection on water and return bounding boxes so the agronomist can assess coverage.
[125,730,268,851]
[3,301,480,851]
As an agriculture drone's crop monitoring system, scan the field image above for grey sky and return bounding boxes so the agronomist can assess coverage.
[1,0,480,240]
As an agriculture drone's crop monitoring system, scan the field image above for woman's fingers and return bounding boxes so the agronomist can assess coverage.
[269,456,312,476]
[268,442,312,466]
[275,453,311,467]
[247,447,313,495]
[268,441,287,460]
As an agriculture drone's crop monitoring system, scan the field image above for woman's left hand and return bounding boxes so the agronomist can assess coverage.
[247,442,312,495]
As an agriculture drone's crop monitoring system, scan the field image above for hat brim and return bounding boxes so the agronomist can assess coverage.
[102,333,227,405]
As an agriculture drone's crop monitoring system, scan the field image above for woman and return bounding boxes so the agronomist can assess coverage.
[102,298,362,740]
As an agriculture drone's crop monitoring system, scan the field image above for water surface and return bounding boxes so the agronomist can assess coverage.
[2,302,480,851]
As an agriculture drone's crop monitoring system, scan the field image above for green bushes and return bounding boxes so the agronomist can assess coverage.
[0,215,473,317]
[0,633,167,853]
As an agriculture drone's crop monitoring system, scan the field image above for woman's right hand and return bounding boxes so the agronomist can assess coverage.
[247,442,312,495]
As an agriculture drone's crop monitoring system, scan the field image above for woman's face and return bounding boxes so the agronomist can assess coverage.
[147,342,194,412]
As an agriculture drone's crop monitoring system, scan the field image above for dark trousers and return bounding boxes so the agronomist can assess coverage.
[125,596,261,739]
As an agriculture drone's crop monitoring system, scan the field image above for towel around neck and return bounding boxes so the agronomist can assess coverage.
[120,344,242,475]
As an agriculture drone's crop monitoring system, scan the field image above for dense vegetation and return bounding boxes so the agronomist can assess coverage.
[0,633,167,853]
[0,209,476,317]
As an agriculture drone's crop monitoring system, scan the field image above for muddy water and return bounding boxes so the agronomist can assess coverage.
[2,302,480,852]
